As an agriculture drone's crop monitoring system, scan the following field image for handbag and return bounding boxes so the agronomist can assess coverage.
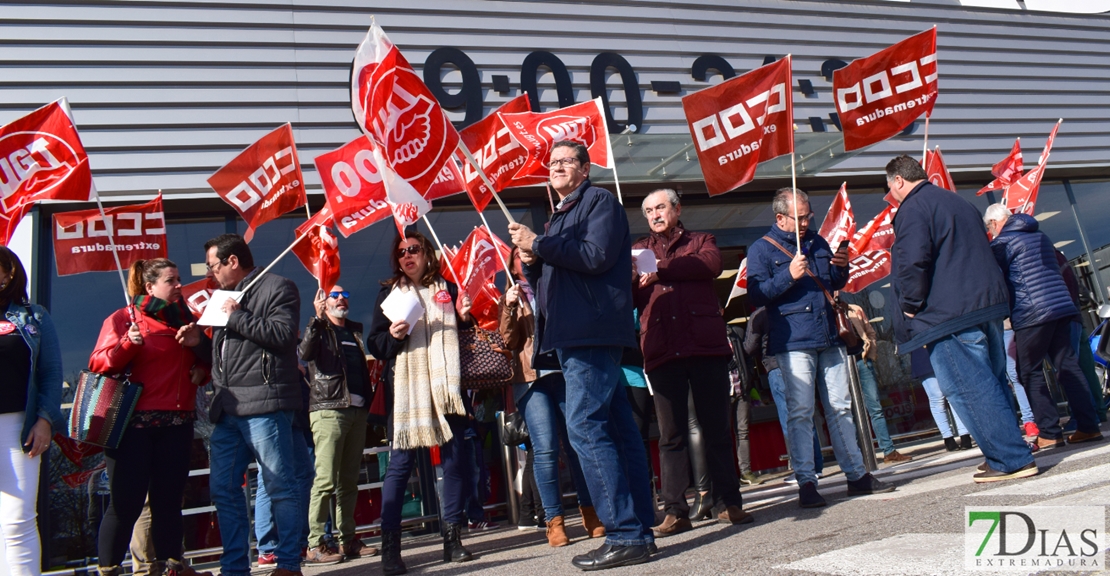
[500,411,530,446]
[761,236,860,350]
[459,326,514,389]
[68,370,143,449]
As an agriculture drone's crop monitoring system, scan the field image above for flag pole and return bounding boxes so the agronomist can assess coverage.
[420,214,464,284]
[476,211,516,288]
[456,143,517,225]
[922,114,930,162]
[92,191,133,309]
[790,141,801,252]
[606,125,632,206]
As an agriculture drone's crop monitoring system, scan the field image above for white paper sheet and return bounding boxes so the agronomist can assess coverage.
[632,248,658,274]
[197,290,242,327]
[380,289,424,335]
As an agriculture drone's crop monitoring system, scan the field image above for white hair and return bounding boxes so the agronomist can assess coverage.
[983,203,1012,227]
[642,188,680,214]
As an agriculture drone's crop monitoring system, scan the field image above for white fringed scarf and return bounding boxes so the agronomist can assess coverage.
[391,278,465,450]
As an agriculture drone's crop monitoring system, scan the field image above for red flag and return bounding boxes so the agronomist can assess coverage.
[439,245,458,284]
[499,98,613,181]
[725,257,748,308]
[470,281,503,331]
[207,124,306,242]
[53,433,102,466]
[62,463,106,489]
[459,95,547,211]
[681,57,794,196]
[843,250,892,294]
[313,136,392,238]
[423,159,466,202]
[181,277,219,317]
[52,195,167,276]
[292,205,341,291]
[1006,120,1061,216]
[818,183,856,250]
[351,23,460,196]
[977,139,1023,196]
[834,28,938,151]
[371,145,431,236]
[450,227,512,300]
[924,147,957,192]
[0,99,95,243]
[852,204,897,254]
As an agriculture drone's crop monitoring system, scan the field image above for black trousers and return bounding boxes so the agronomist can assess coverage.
[1014,317,1101,440]
[647,356,741,518]
[98,423,193,566]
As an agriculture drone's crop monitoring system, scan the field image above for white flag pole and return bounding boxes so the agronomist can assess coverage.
[421,214,466,285]
[456,144,517,225]
[605,122,631,206]
[790,140,801,251]
[92,191,133,309]
[237,229,311,298]
[922,114,930,162]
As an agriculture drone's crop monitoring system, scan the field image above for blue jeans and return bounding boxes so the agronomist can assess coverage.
[464,426,490,523]
[557,346,653,547]
[920,377,968,438]
[928,322,1035,473]
[776,346,866,487]
[380,415,472,531]
[1004,329,1036,424]
[857,359,894,454]
[767,368,823,472]
[514,373,593,520]
[209,411,301,575]
[255,426,313,554]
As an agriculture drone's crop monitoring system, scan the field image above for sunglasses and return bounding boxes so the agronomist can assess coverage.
[397,245,422,258]
[328,291,349,299]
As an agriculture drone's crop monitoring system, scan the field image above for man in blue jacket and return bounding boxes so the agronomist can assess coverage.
[984,204,1103,449]
[886,155,1036,483]
[508,141,653,571]
[748,188,892,509]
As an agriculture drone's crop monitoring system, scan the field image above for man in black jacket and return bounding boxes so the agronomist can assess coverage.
[298,285,378,564]
[886,156,1036,483]
[200,233,305,576]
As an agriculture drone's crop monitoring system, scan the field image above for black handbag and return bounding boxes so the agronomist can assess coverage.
[459,326,514,389]
[501,410,530,446]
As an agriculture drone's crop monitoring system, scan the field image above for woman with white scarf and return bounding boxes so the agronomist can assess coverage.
[367,232,474,576]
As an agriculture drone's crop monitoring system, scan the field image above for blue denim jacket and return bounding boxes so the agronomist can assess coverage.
[5,301,65,445]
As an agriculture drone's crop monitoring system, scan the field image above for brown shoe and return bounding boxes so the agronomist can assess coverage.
[304,544,343,566]
[579,505,606,538]
[342,538,380,559]
[1036,436,1065,450]
[652,514,692,537]
[271,569,304,576]
[883,450,913,464]
[165,559,213,576]
[546,515,569,547]
[717,505,754,526]
[1068,430,1104,444]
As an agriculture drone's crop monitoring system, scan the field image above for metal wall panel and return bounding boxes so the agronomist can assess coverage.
[3,0,1110,200]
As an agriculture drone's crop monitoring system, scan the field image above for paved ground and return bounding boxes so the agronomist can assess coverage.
[276,423,1110,576]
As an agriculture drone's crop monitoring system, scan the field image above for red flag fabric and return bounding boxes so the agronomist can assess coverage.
[0,99,95,243]
[439,245,459,284]
[351,23,460,196]
[372,146,431,236]
[977,139,1023,196]
[207,124,306,243]
[52,195,167,276]
[843,250,892,294]
[53,433,102,466]
[818,183,856,250]
[181,277,220,317]
[499,98,613,181]
[292,205,341,291]
[423,158,466,202]
[449,227,512,300]
[1006,121,1061,216]
[313,136,392,238]
[924,147,957,192]
[459,95,547,211]
[470,281,503,331]
[725,257,748,307]
[681,57,794,196]
[833,28,938,151]
[851,204,897,255]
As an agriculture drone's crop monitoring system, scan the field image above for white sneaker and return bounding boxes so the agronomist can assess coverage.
[783,474,798,485]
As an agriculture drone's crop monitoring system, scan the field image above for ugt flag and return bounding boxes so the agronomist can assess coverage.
[977,138,1023,196]
[0,99,95,244]
[450,226,512,301]
[207,123,306,242]
[924,147,956,193]
[834,28,938,151]
[373,146,431,236]
[459,94,547,211]
[292,205,341,291]
[351,22,460,196]
[818,183,856,251]
[52,195,167,276]
[313,136,392,238]
[681,56,793,196]
[499,97,613,181]
[1006,120,1062,216]
[725,257,748,308]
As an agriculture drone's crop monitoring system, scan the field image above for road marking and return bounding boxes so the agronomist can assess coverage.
[1037,484,1110,507]
[777,533,968,575]
[969,463,1110,497]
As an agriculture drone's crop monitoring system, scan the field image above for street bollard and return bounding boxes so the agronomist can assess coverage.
[846,354,879,472]
[497,411,520,526]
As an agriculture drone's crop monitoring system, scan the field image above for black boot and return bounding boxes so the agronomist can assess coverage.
[944,437,960,452]
[960,434,974,451]
[443,523,474,563]
[690,492,713,521]
[381,529,407,576]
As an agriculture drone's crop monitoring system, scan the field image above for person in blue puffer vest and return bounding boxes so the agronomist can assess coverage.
[984,204,1103,449]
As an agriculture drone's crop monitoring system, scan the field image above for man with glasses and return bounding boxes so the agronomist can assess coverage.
[508,141,655,571]
[747,189,893,509]
[298,285,379,564]
[194,233,305,576]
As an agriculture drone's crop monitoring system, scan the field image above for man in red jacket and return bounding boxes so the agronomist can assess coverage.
[632,188,752,537]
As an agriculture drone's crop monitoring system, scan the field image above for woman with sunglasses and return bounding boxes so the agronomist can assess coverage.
[367,231,474,575]
[89,258,209,576]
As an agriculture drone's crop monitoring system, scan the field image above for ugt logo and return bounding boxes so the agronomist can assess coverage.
[965,507,1103,571]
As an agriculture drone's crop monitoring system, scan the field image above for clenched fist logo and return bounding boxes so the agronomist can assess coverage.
[392,202,419,225]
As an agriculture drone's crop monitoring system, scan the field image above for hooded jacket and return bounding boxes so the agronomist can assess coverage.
[990,213,1079,330]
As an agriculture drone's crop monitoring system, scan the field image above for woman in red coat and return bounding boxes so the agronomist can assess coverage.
[88,258,208,576]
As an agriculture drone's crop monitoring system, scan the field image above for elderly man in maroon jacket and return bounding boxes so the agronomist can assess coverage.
[633,188,752,537]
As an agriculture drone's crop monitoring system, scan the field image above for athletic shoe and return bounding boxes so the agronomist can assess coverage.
[467,520,500,532]
[783,474,798,485]
[883,450,913,464]
[973,462,1039,483]
[256,553,277,568]
[1023,422,1040,437]
[303,545,343,566]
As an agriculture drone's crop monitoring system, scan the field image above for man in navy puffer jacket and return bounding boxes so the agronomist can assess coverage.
[985,204,1103,448]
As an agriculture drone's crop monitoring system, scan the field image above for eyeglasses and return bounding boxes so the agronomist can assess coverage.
[780,213,813,222]
[328,291,350,299]
[205,258,229,272]
[548,157,581,169]
[397,245,422,258]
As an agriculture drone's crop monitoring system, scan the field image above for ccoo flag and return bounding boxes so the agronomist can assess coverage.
[924,147,957,193]
[818,183,856,251]
[1006,120,1062,216]
[52,194,167,276]
[977,139,1023,196]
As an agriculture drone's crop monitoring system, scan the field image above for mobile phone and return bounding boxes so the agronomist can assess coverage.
[837,240,850,252]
